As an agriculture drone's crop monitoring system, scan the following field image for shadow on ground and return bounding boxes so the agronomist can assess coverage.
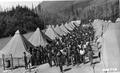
[64,68,72,72]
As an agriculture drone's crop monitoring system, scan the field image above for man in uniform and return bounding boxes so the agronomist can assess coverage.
[57,50,64,73]
[80,46,85,64]
[47,51,52,67]
[87,43,94,66]
[23,52,28,69]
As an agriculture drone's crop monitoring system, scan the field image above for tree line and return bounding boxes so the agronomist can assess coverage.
[0,6,45,38]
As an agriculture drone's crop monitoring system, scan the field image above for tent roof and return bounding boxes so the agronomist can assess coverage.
[45,25,60,40]
[71,20,81,27]
[68,22,75,29]
[54,25,66,36]
[92,20,104,37]
[60,24,70,34]
[0,30,34,58]
[29,28,48,47]
[70,21,76,27]
[102,22,120,70]
[0,32,33,50]
[65,23,73,31]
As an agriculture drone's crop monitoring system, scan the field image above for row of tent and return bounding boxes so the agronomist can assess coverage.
[0,20,81,58]
[45,20,80,40]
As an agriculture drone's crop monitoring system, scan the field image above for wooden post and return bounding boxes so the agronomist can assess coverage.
[10,54,13,70]
[2,54,5,70]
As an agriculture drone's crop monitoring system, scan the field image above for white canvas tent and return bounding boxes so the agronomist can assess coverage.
[45,25,60,40]
[92,19,104,38]
[70,21,76,27]
[102,22,120,72]
[54,25,66,36]
[65,23,74,31]
[68,22,75,29]
[0,30,33,58]
[29,28,48,47]
[71,20,81,27]
[60,24,70,34]
[52,25,55,28]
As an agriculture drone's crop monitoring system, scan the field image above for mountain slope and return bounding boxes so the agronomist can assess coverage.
[36,0,119,24]
[39,0,116,15]
[40,0,91,14]
[40,1,74,14]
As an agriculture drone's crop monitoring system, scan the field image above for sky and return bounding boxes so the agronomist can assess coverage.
[0,0,75,11]
[0,0,43,10]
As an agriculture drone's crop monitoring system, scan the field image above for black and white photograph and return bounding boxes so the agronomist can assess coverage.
[0,0,120,73]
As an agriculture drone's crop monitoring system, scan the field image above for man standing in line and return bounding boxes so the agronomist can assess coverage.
[23,52,28,69]
[87,43,94,66]
[57,50,64,73]
[80,46,85,64]
[47,50,52,67]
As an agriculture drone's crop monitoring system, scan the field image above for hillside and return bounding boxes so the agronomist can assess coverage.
[40,0,91,14]
[39,0,115,14]
[37,0,119,22]
[40,1,73,14]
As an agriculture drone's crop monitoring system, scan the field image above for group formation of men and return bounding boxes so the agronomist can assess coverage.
[24,46,48,69]
[24,22,95,73]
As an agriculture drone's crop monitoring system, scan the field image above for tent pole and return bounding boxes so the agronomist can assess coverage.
[10,54,13,70]
[2,54,5,70]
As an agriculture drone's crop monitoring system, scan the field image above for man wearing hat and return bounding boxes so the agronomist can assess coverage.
[57,50,64,73]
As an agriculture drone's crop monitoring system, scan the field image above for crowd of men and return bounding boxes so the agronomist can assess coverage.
[24,22,95,73]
